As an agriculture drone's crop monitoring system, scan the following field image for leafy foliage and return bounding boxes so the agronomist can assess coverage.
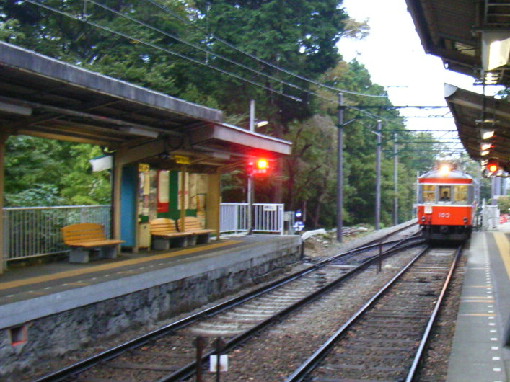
[1,0,449,228]
[5,137,111,207]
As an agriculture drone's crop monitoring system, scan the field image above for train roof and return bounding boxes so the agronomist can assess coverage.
[419,169,473,180]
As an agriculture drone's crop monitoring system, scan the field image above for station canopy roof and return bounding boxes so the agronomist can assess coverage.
[0,42,290,172]
[406,0,510,172]
[445,85,510,172]
[406,0,510,86]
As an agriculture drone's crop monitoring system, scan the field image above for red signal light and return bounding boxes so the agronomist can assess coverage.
[256,158,269,171]
[487,159,500,173]
[247,157,271,176]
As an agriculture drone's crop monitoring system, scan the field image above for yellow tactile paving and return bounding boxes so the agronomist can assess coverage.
[492,232,510,281]
[0,240,240,291]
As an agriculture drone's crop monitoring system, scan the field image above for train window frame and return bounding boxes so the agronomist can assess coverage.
[468,185,475,204]
[454,185,469,204]
[420,185,436,203]
[438,185,452,202]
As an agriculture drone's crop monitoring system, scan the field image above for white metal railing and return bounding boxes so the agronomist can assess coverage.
[4,205,111,261]
[220,203,284,235]
[3,203,284,261]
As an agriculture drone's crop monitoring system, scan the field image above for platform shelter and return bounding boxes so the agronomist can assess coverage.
[0,42,291,273]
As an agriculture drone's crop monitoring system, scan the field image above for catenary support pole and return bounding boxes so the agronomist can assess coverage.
[337,93,344,242]
[376,120,382,230]
[394,131,398,225]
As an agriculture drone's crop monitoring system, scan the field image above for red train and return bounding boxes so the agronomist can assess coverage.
[417,165,478,241]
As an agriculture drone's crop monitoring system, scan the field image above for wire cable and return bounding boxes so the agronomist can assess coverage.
[144,0,388,99]
[24,0,304,102]
[86,0,306,93]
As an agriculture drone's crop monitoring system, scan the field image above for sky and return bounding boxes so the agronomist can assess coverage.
[337,0,498,146]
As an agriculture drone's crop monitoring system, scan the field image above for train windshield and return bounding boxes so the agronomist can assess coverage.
[438,186,451,202]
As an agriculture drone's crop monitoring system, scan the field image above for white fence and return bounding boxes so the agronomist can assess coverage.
[220,203,284,235]
[4,205,111,261]
[3,203,284,262]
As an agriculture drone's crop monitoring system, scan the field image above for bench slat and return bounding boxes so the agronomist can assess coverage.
[69,239,124,248]
[62,223,109,244]
[177,217,214,234]
[150,218,193,238]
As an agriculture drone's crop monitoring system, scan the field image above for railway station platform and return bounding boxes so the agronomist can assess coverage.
[0,235,302,326]
[0,234,302,378]
[447,225,510,382]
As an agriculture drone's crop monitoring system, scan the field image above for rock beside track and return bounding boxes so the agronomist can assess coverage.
[303,220,418,258]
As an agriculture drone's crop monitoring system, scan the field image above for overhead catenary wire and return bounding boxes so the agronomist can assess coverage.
[145,0,388,99]
[22,0,455,127]
[85,0,305,93]
[24,0,304,102]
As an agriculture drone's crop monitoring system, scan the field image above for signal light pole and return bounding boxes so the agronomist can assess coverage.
[248,100,256,234]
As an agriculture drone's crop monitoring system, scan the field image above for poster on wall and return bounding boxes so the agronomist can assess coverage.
[189,174,208,211]
[158,170,170,213]
[177,172,189,210]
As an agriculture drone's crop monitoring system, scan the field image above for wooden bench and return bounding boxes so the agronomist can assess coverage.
[149,218,194,249]
[62,223,124,263]
[177,217,214,244]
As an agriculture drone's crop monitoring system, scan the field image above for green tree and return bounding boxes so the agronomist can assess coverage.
[5,136,111,207]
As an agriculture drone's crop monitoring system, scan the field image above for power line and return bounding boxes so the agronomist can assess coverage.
[24,0,304,102]
[24,0,452,125]
[86,0,306,94]
[144,0,388,99]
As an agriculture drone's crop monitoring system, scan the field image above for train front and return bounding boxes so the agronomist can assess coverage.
[417,165,477,241]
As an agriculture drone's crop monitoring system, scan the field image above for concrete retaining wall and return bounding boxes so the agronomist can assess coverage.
[0,236,302,379]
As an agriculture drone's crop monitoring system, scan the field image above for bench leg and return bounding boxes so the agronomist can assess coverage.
[195,233,210,245]
[69,248,89,263]
[185,235,197,247]
[153,237,170,250]
[101,245,118,259]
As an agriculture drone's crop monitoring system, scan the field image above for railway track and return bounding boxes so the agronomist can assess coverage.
[285,245,462,382]
[34,227,422,382]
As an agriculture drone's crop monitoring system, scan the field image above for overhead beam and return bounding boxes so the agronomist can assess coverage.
[0,101,32,116]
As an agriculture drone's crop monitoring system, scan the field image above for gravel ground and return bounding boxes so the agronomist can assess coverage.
[302,228,466,382]
[20,224,463,382]
[198,244,425,382]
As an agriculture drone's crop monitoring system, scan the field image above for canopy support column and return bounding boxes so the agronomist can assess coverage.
[207,171,221,240]
[0,133,9,274]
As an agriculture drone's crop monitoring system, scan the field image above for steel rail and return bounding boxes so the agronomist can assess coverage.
[405,244,463,381]
[156,236,426,382]
[34,225,420,382]
[283,245,430,382]
[284,244,461,382]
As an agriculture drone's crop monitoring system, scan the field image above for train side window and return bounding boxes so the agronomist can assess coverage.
[468,185,475,204]
[439,186,451,202]
[421,185,436,203]
[454,185,468,204]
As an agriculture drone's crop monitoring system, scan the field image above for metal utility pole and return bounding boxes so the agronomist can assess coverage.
[247,99,255,234]
[393,131,398,226]
[375,120,382,230]
[337,93,344,242]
